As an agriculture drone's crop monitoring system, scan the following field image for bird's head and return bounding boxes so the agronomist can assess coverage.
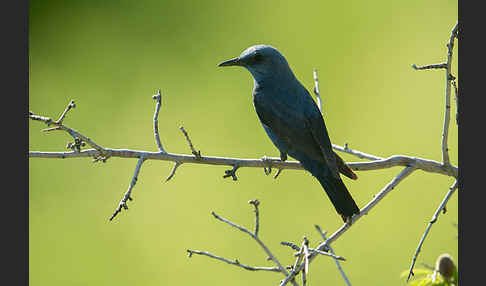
[218,45,294,82]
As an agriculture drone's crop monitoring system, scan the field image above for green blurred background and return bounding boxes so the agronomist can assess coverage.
[29,0,458,285]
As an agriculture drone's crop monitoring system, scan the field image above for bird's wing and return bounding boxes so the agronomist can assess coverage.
[303,92,341,180]
[253,86,340,180]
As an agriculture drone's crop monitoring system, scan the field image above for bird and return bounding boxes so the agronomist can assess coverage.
[218,44,360,222]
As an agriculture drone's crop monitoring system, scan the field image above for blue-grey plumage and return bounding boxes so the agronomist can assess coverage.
[218,45,359,222]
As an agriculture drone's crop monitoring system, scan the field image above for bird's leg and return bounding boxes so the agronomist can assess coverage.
[271,152,287,179]
[261,156,273,175]
[341,215,353,226]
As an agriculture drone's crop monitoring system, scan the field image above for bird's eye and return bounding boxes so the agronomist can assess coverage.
[254,54,263,62]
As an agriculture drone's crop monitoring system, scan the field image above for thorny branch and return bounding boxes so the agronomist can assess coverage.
[29,22,458,285]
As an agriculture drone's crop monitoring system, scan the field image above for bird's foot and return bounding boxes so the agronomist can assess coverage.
[341,215,354,226]
[261,156,273,175]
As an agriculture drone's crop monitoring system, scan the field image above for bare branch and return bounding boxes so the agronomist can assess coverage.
[411,23,458,167]
[28,148,457,178]
[315,225,351,286]
[441,22,459,167]
[406,180,458,281]
[152,89,167,153]
[109,155,146,221]
[205,204,299,286]
[30,101,457,178]
[186,249,281,273]
[29,105,108,161]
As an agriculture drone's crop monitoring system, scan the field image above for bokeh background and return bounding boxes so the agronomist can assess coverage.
[29,1,458,285]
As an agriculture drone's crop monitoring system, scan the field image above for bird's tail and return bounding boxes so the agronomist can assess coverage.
[316,174,360,222]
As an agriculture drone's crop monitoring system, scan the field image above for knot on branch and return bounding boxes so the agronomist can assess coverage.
[66,137,86,152]
[93,153,110,163]
[248,199,260,207]
[223,163,240,181]
[187,249,194,258]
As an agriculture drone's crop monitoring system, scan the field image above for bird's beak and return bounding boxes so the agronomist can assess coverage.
[218,57,243,67]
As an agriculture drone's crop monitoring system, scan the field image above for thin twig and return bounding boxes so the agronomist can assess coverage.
[281,241,345,261]
[152,89,167,153]
[109,155,146,221]
[280,167,416,285]
[411,23,458,169]
[274,168,283,179]
[406,180,458,281]
[210,209,298,286]
[29,108,108,160]
[411,63,447,70]
[55,100,76,124]
[452,79,459,125]
[249,199,260,237]
[334,143,383,161]
[186,250,281,273]
[302,237,310,276]
[308,248,345,261]
[179,126,201,159]
[165,161,182,182]
[315,225,351,286]
[419,262,436,271]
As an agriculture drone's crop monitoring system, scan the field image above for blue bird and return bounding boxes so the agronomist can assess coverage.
[218,45,360,222]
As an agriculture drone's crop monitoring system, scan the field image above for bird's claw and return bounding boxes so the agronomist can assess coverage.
[261,156,272,175]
